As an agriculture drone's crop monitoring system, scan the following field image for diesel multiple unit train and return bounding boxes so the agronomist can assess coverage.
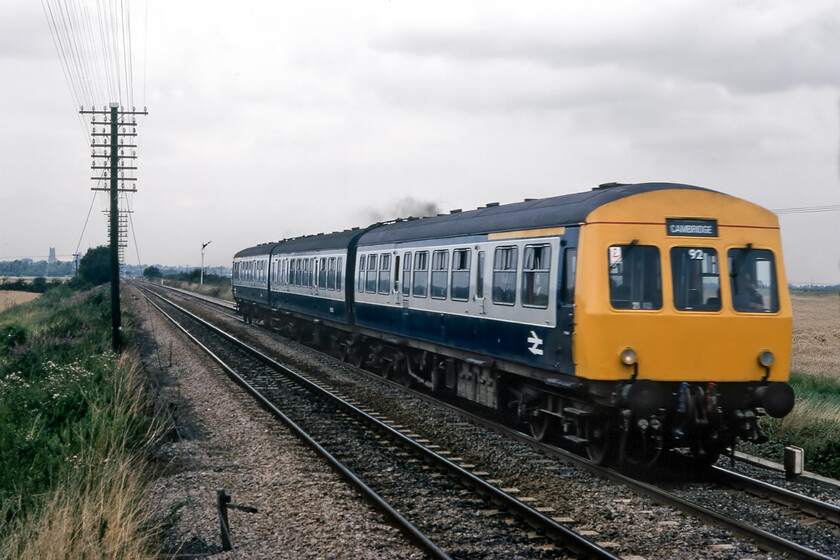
[232,182,795,467]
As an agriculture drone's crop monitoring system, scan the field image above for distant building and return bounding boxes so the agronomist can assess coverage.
[48,247,56,264]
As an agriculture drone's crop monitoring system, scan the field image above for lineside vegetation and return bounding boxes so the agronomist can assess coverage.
[152,269,232,301]
[751,289,840,477]
[0,285,159,560]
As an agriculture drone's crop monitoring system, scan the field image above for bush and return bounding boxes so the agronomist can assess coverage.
[142,266,162,279]
[78,247,111,286]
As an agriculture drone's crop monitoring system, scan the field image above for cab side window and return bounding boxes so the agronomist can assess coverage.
[729,249,779,313]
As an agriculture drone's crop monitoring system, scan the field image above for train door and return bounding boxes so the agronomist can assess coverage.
[475,250,486,314]
[556,232,578,374]
[394,254,401,305]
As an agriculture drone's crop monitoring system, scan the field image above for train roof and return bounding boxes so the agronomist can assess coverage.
[233,228,367,259]
[358,182,712,246]
[233,243,279,259]
[233,183,716,259]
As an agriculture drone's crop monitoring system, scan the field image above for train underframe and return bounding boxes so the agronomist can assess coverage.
[239,301,792,469]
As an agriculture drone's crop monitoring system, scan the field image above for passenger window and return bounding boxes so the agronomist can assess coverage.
[608,245,662,310]
[318,258,327,289]
[366,254,377,293]
[402,252,412,296]
[378,254,391,294]
[451,249,471,301]
[492,246,518,305]
[431,250,449,299]
[671,247,721,311]
[336,257,343,291]
[327,257,336,290]
[522,245,551,308]
[413,251,428,297]
[562,248,576,305]
[729,248,779,313]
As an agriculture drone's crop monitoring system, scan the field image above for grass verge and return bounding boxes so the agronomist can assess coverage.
[0,285,159,559]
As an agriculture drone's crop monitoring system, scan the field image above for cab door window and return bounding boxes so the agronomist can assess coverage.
[608,245,662,310]
[729,248,779,313]
[671,247,721,311]
[562,248,576,305]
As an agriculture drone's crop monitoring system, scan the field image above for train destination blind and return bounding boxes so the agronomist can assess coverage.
[665,218,718,237]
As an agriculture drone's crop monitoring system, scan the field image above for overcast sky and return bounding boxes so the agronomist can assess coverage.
[1,0,839,283]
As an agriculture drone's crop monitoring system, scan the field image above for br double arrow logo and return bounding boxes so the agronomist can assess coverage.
[527,330,544,356]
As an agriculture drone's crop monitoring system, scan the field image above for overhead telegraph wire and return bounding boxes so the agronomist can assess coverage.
[772,204,840,215]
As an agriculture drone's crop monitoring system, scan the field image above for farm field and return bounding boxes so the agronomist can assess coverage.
[789,290,840,376]
[0,291,40,313]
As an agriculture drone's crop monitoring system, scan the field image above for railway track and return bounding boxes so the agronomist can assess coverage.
[132,282,621,560]
[144,281,840,559]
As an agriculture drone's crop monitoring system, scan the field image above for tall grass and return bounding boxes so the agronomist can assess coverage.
[0,286,160,559]
[0,357,158,560]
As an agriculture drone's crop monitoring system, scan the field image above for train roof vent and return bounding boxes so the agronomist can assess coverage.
[449,209,462,214]
[595,182,629,190]
[485,202,499,208]
[523,198,536,202]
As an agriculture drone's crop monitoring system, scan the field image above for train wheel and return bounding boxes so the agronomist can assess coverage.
[586,417,612,465]
[528,412,552,442]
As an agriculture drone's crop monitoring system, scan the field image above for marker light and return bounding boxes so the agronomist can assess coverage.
[621,348,637,365]
[759,351,774,367]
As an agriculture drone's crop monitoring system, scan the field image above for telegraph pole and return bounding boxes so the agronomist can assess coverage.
[82,104,148,353]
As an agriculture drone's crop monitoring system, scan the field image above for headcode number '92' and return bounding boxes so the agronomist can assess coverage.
[688,249,705,260]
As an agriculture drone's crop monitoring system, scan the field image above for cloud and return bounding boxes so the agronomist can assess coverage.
[371,0,840,95]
